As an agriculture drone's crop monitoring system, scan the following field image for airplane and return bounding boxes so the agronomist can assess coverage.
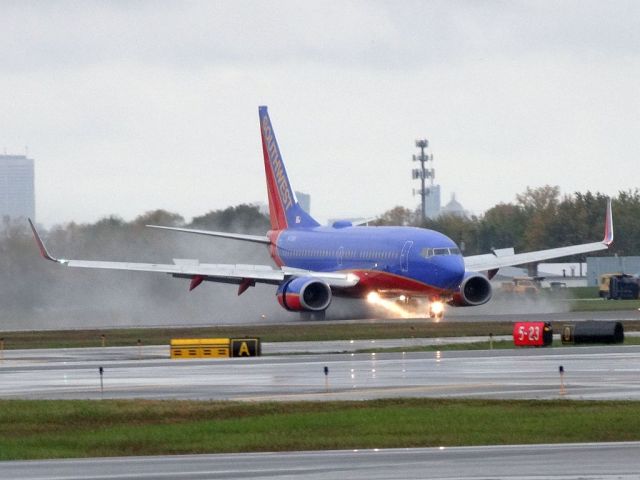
[29,106,614,320]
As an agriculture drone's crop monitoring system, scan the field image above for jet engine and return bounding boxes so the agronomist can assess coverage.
[449,272,492,307]
[276,277,332,312]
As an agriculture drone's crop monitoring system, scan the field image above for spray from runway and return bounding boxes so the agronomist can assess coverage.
[1,211,300,330]
[366,291,441,320]
[367,291,412,318]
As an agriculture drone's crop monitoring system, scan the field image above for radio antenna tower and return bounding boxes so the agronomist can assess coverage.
[412,139,435,223]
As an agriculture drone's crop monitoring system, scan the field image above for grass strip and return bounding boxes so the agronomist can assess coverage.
[1,399,639,460]
[2,320,640,350]
[571,299,640,312]
[0,322,516,349]
[567,286,599,299]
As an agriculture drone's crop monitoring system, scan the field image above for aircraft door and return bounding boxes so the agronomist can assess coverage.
[400,241,413,273]
[337,246,344,268]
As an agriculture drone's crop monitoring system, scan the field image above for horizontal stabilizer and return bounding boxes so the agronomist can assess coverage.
[146,225,271,244]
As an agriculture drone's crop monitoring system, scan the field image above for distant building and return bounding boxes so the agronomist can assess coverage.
[295,191,311,215]
[492,264,588,287]
[439,193,466,218]
[539,262,587,278]
[0,154,35,222]
[425,185,441,220]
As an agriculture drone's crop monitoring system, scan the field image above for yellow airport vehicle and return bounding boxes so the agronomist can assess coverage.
[598,273,639,299]
[500,276,543,295]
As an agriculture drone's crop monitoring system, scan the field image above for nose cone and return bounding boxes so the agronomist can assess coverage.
[432,255,465,291]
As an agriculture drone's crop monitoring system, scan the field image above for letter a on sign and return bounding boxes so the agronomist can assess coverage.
[238,341,250,356]
[231,338,258,357]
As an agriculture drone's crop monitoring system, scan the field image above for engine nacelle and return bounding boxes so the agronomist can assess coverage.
[449,271,492,307]
[277,276,332,312]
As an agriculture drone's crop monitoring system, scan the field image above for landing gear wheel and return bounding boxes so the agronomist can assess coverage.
[428,302,445,321]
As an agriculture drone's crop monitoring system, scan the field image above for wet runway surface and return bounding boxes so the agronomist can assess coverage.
[2,336,640,479]
[4,308,639,332]
[2,343,640,401]
[2,442,639,479]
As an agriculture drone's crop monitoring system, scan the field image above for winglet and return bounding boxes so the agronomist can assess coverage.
[603,198,614,246]
[28,219,61,263]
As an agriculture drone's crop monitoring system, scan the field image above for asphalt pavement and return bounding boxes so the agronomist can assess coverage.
[2,344,640,401]
[1,442,639,479]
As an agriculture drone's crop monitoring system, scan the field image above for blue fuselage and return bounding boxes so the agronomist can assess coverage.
[272,225,466,297]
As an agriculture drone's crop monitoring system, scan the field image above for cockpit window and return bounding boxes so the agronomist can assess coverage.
[420,248,433,257]
[420,247,462,258]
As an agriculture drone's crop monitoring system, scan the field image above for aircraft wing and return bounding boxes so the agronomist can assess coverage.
[464,199,614,272]
[464,241,609,272]
[28,220,359,291]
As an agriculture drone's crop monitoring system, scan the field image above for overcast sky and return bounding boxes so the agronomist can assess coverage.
[2,1,639,226]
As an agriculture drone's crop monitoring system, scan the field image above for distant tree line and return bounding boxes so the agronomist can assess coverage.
[375,186,640,257]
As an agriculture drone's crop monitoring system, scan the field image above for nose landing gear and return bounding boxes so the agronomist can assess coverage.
[428,300,445,321]
[395,295,445,320]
